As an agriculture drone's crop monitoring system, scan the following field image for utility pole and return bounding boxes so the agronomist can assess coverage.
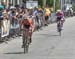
[59,0,63,10]
[54,0,56,12]
[60,0,62,10]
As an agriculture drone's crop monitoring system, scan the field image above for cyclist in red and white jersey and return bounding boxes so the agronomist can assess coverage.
[56,9,65,28]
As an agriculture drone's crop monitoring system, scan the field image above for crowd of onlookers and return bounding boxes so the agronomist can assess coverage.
[0,2,74,42]
[0,2,51,41]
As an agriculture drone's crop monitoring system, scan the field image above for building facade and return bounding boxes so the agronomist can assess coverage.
[0,0,23,6]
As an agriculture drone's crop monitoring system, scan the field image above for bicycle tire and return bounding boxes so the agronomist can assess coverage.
[24,46,26,54]
[26,45,29,53]
[24,37,29,54]
[24,45,28,54]
[59,31,61,36]
[23,37,26,54]
[57,24,62,36]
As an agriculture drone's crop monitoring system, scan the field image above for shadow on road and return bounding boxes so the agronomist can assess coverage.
[4,52,24,54]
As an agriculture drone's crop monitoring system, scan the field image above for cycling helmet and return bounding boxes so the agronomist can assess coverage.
[23,14,28,20]
[57,9,61,12]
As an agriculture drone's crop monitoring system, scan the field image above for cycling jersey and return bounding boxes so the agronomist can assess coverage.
[21,19,32,29]
[56,12,64,17]
[44,8,50,16]
[56,12,64,21]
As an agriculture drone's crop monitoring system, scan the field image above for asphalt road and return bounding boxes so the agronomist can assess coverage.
[0,17,75,59]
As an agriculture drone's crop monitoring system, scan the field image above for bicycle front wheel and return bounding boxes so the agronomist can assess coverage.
[23,37,29,54]
[24,45,29,54]
[59,31,61,36]
[57,26,62,36]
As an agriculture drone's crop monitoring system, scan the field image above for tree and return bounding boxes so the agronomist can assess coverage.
[47,0,53,7]
[46,0,60,11]
[33,0,43,7]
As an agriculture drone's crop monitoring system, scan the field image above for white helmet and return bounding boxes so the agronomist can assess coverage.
[23,14,28,20]
[57,9,61,12]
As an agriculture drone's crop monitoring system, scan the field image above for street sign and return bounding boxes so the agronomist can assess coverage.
[26,1,38,9]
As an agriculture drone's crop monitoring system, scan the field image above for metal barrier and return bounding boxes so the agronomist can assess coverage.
[0,15,50,42]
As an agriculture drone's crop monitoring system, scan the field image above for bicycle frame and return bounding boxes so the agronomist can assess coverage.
[57,20,62,36]
[22,29,31,53]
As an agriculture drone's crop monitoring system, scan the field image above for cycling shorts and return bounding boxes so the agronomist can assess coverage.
[24,24,30,29]
[57,17,62,21]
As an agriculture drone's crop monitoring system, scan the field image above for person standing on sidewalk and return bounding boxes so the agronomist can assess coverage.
[44,7,51,26]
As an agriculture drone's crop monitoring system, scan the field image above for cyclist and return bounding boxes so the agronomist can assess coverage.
[20,14,34,47]
[56,9,65,29]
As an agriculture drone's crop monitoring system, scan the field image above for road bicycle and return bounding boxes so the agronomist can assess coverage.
[57,21,62,36]
[22,29,31,54]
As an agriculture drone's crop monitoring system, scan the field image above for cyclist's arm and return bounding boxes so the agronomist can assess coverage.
[20,20,24,30]
[29,19,34,32]
[30,24,35,32]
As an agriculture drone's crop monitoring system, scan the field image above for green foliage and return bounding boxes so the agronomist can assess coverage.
[34,0,60,11]
[47,0,53,7]
[38,0,43,7]
[46,0,60,11]
[35,0,43,7]
[55,0,60,11]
